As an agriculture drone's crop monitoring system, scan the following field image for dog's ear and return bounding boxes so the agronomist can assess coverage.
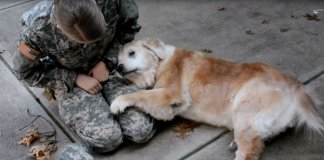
[142,39,167,60]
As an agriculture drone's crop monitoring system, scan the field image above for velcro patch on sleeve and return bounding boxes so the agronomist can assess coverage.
[18,42,40,61]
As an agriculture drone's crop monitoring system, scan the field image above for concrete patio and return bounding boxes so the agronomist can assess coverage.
[0,0,324,159]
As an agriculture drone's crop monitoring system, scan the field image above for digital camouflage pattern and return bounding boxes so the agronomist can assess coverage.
[59,76,156,153]
[13,0,155,154]
[60,143,94,160]
[103,76,156,143]
[13,0,141,94]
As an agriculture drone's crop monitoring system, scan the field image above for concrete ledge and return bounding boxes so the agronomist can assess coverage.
[0,58,71,160]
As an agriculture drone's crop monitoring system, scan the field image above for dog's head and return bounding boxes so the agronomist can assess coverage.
[116,39,173,88]
[117,39,167,74]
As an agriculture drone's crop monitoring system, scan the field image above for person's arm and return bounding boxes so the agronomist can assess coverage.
[115,0,141,44]
[102,0,141,71]
[13,27,77,92]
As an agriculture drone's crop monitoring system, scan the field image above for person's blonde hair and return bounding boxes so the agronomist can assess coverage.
[53,0,106,43]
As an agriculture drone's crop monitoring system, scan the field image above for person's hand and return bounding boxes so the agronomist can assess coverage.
[88,61,109,82]
[75,74,102,95]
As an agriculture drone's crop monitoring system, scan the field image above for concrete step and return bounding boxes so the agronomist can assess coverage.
[0,58,71,160]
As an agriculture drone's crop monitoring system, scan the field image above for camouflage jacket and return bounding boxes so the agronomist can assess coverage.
[13,0,140,93]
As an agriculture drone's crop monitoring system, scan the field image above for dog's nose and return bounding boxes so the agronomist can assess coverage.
[116,64,125,73]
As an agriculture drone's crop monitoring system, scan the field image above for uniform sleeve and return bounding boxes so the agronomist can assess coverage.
[115,0,141,44]
[13,27,76,92]
[102,41,120,71]
[102,0,141,70]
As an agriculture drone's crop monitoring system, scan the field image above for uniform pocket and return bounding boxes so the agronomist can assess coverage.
[50,45,86,69]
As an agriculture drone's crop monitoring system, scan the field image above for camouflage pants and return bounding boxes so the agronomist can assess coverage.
[55,76,156,153]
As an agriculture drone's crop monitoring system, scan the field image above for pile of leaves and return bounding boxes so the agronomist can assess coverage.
[18,109,57,160]
[173,119,201,139]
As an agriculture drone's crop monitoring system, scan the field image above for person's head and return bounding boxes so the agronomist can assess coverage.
[52,0,106,44]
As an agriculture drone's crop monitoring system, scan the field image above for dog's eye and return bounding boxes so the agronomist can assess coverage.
[129,51,135,57]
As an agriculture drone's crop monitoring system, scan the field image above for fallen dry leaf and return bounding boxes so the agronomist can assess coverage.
[290,15,298,19]
[260,17,270,24]
[303,31,318,36]
[280,27,290,32]
[201,48,213,54]
[245,30,255,35]
[173,119,201,139]
[42,90,53,101]
[218,7,225,11]
[304,13,320,21]
[18,128,41,146]
[29,144,57,160]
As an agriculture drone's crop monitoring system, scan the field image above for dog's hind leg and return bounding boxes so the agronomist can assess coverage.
[233,128,265,160]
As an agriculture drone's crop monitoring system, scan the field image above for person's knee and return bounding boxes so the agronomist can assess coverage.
[58,88,124,153]
[118,109,156,143]
[76,120,123,153]
[60,143,94,160]
[126,122,156,143]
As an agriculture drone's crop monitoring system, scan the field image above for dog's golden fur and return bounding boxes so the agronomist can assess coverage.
[110,39,324,160]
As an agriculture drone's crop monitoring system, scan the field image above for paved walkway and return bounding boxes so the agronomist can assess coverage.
[0,0,324,160]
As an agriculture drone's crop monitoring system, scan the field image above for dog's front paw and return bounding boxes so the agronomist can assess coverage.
[110,96,131,114]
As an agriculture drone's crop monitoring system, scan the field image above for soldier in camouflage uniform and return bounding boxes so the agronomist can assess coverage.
[13,0,156,154]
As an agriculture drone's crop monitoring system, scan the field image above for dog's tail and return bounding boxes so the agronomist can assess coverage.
[295,85,324,134]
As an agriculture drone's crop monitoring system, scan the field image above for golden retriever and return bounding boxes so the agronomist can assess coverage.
[110,39,323,160]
